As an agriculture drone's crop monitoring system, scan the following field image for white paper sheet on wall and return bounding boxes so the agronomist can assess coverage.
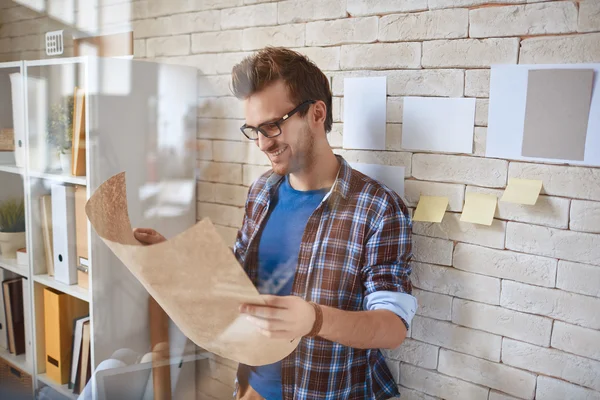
[343,77,387,150]
[486,64,600,167]
[402,97,476,154]
[350,162,405,197]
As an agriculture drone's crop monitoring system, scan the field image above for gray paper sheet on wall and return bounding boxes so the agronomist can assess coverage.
[85,172,299,366]
[521,69,594,161]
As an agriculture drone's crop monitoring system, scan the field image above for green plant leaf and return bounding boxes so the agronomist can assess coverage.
[0,198,25,233]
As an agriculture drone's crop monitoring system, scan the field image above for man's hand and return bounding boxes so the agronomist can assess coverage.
[133,228,167,245]
[240,295,315,340]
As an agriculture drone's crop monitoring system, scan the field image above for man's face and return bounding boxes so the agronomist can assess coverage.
[244,80,315,176]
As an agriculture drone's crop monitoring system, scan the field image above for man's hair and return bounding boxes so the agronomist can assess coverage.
[231,47,333,133]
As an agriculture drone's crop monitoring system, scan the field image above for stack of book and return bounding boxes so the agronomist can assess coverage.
[0,273,26,356]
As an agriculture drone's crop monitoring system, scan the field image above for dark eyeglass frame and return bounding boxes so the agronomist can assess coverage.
[240,100,316,141]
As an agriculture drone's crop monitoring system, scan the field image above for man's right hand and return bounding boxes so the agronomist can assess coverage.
[133,228,167,245]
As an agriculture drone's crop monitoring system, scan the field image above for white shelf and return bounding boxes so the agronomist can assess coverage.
[29,170,86,186]
[37,373,78,400]
[0,346,31,374]
[0,164,24,175]
[33,274,90,303]
[0,255,29,278]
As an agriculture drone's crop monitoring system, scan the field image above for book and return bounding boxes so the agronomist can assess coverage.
[40,195,54,276]
[0,269,17,350]
[69,315,89,391]
[2,277,25,355]
[78,321,91,393]
[71,87,86,177]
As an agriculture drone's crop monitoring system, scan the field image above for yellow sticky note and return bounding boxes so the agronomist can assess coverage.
[460,192,497,226]
[413,196,449,223]
[500,178,543,205]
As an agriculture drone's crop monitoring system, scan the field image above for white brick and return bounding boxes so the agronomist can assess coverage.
[198,75,232,97]
[400,364,488,400]
[197,161,243,184]
[347,0,428,16]
[536,376,600,400]
[412,236,453,267]
[404,181,464,212]
[465,69,490,98]
[473,127,486,157]
[520,33,600,64]
[340,42,421,70]
[242,24,305,51]
[489,391,520,400]
[146,0,242,17]
[413,154,507,188]
[412,316,501,361]
[474,99,488,126]
[552,321,600,362]
[278,0,345,23]
[10,34,43,51]
[133,39,145,58]
[570,200,600,233]
[509,162,600,201]
[501,280,600,330]
[470,3,577,38]
[335,150,412,176]
[429,0,525,9]
[466,186,570,229]
[244,0,277,3]
[243,164,271,186]
[166,11,221,35]
[579,0,600,33]
[506,222,600,267]
[297,47,340,71]
[385,123,403,151]
[453,243,556,287]
[396,386,440,400]
[198,118,244,141]
[213,183,248,207]
[439,349,536,399]
[220,3,277,29]
[412,262,500,305]
[331,98,342,122]
[146,35,190,57]
[155,52,251,75]
[197,139,213,160]
[452,298,552,347]
[212,141,268,165]
[556,260,600,298]
[331,69,464,97]
[413,288,452,321]
[422,38,519,68]
[197,202,244,228]
[387,97,403,123]
[383,338,439,370]
[197,181,216,203]
[198,97,245,119]
[413,213,506,250]
[192,30,243,53]
[214,224,239,246]
[503,339,600,391]
[328,123,343,148]
[306,17,378,46]
[379,9,468,42]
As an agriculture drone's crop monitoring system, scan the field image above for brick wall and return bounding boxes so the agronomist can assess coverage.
[2,0,600,399]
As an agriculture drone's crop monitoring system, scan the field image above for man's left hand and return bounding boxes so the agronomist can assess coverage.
[240,295,315,340]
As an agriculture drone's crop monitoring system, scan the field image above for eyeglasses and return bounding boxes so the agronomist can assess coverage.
[240,100,316,141]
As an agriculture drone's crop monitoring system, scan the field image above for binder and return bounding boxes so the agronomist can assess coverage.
[0,269,17,350]
[43,288,88,384]
[40,195,54,276]
[74,186,89,289]
[9,73,25,168]
[51,184,77,285]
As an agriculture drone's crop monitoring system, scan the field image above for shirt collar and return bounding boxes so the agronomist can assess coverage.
[263,155,352,201]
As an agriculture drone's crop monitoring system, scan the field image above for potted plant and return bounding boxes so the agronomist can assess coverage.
[0,198,26,259]
[47,95,74,172]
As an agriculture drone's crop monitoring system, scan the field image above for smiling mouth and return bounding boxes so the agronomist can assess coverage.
[268,147,287,157]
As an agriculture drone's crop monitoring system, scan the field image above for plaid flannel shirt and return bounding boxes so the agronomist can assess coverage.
[234,156,413,400]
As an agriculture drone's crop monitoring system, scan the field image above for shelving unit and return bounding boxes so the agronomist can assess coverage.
[0,57,198,399]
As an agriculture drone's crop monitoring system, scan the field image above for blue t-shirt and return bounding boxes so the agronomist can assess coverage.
[243,176,327,400]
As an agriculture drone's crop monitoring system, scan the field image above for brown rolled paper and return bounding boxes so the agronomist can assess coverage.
[85,172,299,366]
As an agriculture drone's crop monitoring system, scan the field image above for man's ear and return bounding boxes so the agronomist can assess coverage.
[310,100,327,129]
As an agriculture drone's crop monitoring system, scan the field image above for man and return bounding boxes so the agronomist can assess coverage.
[135,47,416,400]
